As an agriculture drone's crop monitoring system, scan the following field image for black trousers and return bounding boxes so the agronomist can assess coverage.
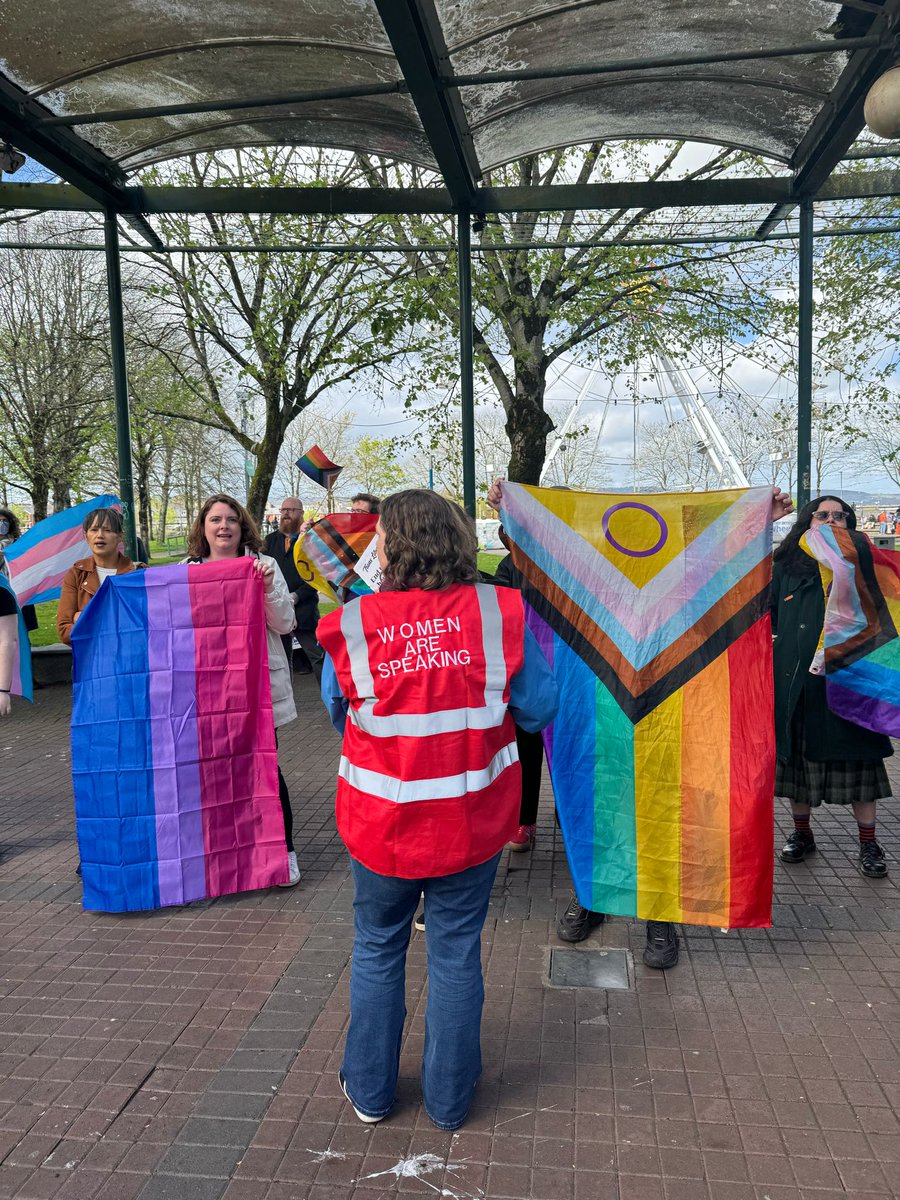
[516,725,544,826]
[274,731,293,852]
[282,627,324,681]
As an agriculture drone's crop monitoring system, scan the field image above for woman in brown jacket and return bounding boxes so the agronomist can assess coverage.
[57,508,139,645]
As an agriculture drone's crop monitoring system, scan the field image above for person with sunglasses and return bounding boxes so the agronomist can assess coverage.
[772,496,893,878]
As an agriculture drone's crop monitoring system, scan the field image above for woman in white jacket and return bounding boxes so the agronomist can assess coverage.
[184,493,300,886]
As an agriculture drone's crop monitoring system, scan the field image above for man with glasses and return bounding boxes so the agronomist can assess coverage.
[264,498,323,679]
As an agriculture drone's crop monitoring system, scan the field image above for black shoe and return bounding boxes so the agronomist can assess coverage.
[75,863,82,878]
[858,840,888,879]
[780,830,816,863]
[643,920,679,970]
[556,895,605,943]
[414,911,425,932]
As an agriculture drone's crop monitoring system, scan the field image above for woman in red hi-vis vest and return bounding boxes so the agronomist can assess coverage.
[318,490,557,1131]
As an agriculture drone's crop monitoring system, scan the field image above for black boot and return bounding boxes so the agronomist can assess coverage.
[781,830,816,863]
[858,840,887,878]
[556,895,605,943]
[643,921,679,969]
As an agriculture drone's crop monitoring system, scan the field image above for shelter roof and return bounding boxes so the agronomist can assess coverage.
[0,0,898,217]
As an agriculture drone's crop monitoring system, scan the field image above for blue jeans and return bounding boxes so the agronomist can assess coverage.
[343,851,501,1130]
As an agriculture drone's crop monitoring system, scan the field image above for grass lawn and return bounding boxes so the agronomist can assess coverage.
[27,546,504,648]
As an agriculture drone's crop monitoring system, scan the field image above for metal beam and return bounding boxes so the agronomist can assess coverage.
[103,213,138,559]
[844,140,900,159]
[446,36,884,88]
[757,0,900,236]
[0,78,163,247]
[2,170,899,219]
[374,0,480,208]
[457,213,476,518]
[0,77,125,208]
[797,200,814,509]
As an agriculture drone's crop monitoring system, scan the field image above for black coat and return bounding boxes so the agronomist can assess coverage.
[263,530,319,633]
[770,557,892,763]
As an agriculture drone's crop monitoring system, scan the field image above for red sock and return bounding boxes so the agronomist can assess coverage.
[793,813,811,835]
[858,821,877,844]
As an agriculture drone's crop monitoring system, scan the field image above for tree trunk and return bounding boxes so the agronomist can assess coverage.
[136,455,153,549]
[158,441,174,542]
[505,366,554,484]
[247,425,285,524]
[52,481,72,512]
[31,474,50,522]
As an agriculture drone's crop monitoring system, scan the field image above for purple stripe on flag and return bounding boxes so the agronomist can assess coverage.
[827,681,900,738]
[145,565,206,905]
[526,604,556,768]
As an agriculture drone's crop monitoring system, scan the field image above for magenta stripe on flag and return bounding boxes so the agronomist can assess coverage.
[145,565,207,906]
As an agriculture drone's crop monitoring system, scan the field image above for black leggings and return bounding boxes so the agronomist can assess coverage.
[516,725,544,826]
[274,731,293,852]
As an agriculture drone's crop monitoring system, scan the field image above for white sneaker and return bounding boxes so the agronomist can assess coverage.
[340,1072,382,1124]
[278,850,301,887]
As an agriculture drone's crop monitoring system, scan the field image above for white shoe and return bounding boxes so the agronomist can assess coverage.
[340,1073,382,1124]
[278,850,301,887]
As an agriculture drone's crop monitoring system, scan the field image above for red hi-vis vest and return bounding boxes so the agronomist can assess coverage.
[317,582,525,878]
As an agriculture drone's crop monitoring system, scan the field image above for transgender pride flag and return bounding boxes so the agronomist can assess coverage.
[5,495,120,606]
[71,557,288,913]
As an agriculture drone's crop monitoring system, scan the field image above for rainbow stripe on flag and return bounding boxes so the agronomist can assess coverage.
[0,574,33,701]
[500,483,775,928]
[71,558,288,913]
[295,445,343,491]
[803,526,900,737]
[4,495,120,606]
[296,513,380,601]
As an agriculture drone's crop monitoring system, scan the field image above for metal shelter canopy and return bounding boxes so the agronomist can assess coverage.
[1,1,899,537]
[0,0,898,215]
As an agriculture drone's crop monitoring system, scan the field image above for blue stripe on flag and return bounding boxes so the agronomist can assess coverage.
[71,571,160,912]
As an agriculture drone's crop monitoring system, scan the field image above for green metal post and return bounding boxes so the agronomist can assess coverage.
[103,211,138,558]
[457,213,476,518]
[797,199,814,509]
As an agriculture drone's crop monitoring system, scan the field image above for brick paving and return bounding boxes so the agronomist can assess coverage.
[1,678,898,1200]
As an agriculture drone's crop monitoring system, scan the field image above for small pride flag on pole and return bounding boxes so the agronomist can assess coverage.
[295,445,343,492]
[4,495,120,607]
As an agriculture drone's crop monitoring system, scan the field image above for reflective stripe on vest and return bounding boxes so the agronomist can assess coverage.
[340,582,511,740]
[338,740,518,804]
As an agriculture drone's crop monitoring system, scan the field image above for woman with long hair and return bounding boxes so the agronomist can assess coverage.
[183,494,301,887]
[317,489,557,1130]
[57,508,140,644]
[773,495,893,878]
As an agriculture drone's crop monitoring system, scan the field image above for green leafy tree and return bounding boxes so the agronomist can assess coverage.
[135,148,422,521]
[350,435,407,496]
[360,143,789,483]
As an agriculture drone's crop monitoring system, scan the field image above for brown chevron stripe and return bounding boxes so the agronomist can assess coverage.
[511,548,771,699]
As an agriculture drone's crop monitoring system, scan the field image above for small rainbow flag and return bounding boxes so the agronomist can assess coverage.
[499,482,775,928]
[0,574,33,702]
[803,526,900,737]
[4,495,120,606]
[70,558,288,912]
[296,513,380,601]
[296,445,343,491]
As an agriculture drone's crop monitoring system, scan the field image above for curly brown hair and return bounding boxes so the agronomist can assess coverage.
[0,508,22,540]
[186,493,262,559]
[379,490,478,591]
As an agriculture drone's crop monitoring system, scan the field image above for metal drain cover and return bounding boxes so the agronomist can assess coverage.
[549,948,630,989]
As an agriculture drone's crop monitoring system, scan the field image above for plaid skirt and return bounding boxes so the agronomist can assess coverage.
[776,700,892,806]
[775,753,891,807]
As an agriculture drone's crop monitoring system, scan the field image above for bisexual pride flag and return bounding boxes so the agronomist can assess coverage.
[803,526,900,737]
[71,558,288,913]
[0,574,33,701]
[296,513,380,601]
[296,444,343,491]
[5,495,120,606]
[500,483,775,929]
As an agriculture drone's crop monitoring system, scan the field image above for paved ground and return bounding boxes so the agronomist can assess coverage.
[1,676,899,1200]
